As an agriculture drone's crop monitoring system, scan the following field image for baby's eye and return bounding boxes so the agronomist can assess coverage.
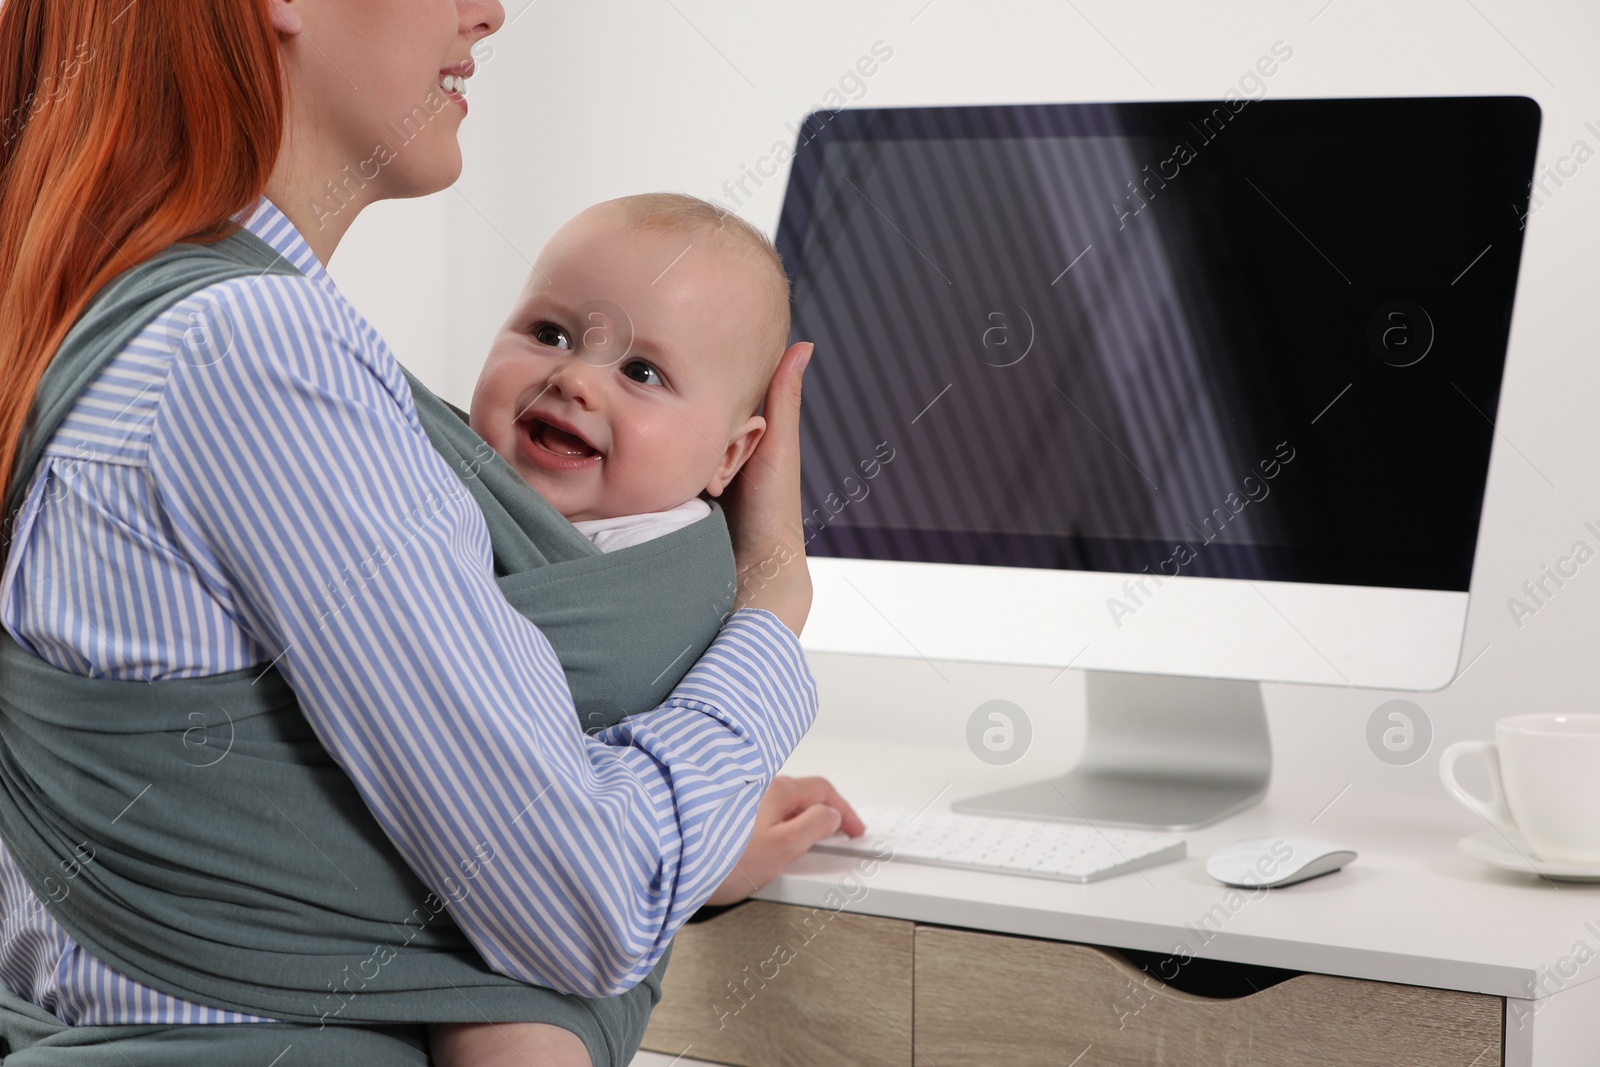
[621,359,663,386]
[531,322,571,350]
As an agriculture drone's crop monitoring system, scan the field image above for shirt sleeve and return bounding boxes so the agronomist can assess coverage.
[144,276,817,997]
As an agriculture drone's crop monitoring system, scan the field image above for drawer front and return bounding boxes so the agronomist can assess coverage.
[914,926,1503,1067]
[642,901,914,1067]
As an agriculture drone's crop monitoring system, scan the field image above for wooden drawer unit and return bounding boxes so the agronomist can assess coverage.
[913,926,1504,1067]
[642,901,914,1067]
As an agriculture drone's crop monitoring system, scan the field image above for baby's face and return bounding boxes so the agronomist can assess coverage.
[471,207,772,522]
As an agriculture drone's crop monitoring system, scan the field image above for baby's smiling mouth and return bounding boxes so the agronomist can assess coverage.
[517,412,602,471]
[529,420,596,458]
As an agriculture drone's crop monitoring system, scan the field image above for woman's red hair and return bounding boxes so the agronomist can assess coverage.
[0,0,283,504]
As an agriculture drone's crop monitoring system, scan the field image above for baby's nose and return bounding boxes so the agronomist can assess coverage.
[548,361,599,406]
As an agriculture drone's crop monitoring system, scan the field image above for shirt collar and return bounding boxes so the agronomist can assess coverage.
[239,196,332,286]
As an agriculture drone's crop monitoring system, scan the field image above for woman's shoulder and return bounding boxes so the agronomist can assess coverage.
[146,271,419,427]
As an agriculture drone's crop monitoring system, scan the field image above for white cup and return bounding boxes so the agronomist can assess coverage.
[1440,714,1600,864]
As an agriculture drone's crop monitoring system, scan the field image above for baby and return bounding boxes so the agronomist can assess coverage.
[431,193,793,1066]
[469,192,791,556]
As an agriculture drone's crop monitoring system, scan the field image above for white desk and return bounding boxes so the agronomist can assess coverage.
[744,652,1600,1067]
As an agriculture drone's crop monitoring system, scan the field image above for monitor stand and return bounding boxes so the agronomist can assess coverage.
[951,670,1271,832]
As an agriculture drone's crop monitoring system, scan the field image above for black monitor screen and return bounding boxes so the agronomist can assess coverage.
[778,97,1540,591]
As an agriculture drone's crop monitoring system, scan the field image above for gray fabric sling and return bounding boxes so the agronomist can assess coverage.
[0,229,736,1065]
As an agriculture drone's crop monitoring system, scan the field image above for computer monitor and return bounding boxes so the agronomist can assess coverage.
[776,96,1541,830]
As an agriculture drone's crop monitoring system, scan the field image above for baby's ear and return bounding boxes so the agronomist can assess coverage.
[705,415,766,497]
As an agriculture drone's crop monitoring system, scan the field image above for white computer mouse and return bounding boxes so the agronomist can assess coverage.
[1205,836,1357,888]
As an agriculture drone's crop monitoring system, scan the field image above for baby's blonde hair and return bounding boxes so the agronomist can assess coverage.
[604,192,792,414]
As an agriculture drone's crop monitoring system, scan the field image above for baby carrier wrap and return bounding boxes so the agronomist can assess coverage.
[0,228,736,1065]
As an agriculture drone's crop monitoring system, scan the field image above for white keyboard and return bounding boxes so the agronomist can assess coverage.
[811,803,1186,884]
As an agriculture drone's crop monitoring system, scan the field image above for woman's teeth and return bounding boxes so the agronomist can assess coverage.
[439,74,467,95]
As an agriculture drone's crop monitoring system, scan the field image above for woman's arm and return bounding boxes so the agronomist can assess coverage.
[145,276,816,997]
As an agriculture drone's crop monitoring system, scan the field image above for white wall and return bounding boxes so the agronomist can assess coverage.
[329,0,1600,803]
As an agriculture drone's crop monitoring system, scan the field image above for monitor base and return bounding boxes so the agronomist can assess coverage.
[952,671,1272,832]
[951,768,1266,833]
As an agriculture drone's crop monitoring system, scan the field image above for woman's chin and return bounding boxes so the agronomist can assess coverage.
[386,149,464,201]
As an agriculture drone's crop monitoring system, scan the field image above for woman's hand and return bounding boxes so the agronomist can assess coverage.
[705,775,865,906]
[722,341,814,635]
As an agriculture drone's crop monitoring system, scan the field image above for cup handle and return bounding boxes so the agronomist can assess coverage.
[1439,740,1515,834]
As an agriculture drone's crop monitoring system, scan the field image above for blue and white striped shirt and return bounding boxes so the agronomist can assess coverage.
[0,198,816,1025]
